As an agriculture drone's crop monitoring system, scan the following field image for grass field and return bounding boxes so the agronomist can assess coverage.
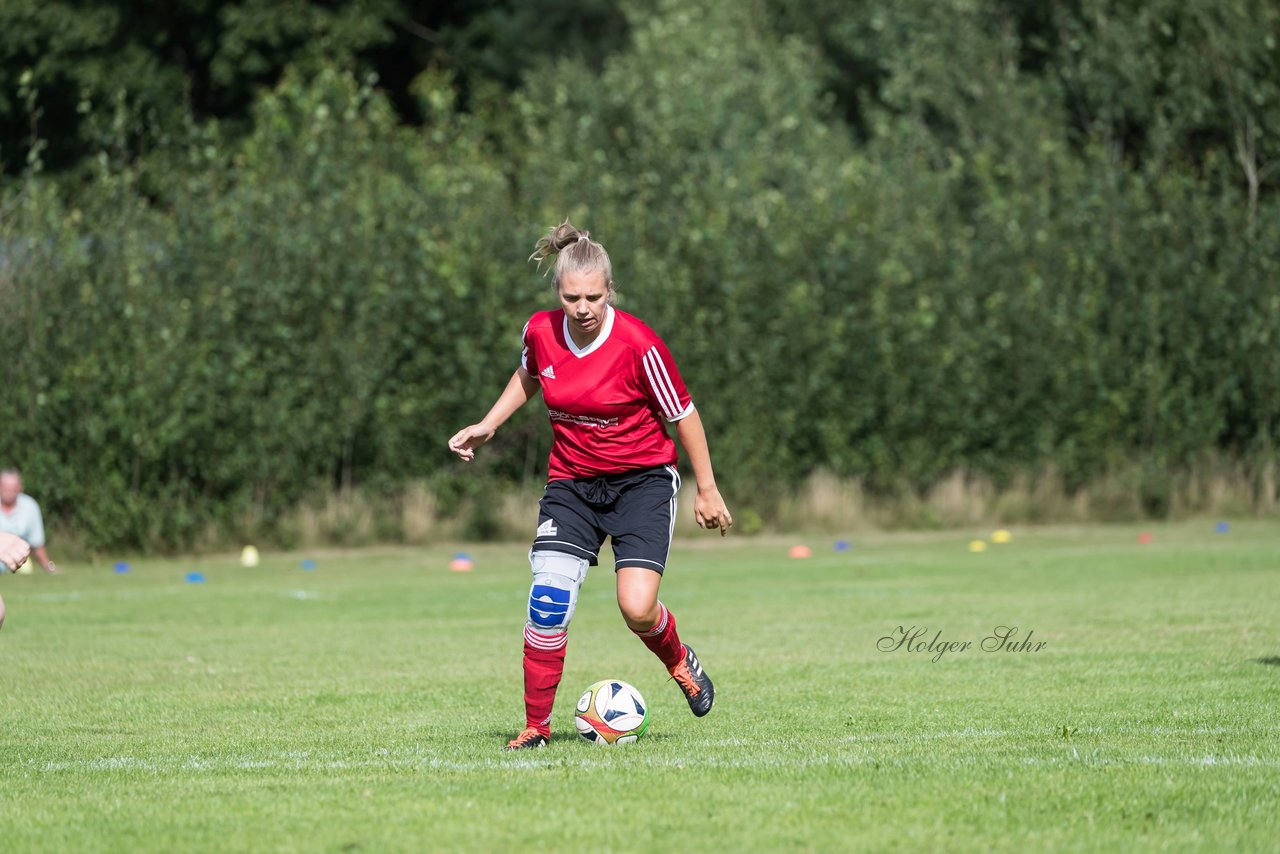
[2,520,1278,852]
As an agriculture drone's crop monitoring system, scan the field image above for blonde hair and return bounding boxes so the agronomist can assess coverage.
[529,219,615,301]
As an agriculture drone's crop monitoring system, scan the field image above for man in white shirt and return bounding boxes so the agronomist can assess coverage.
[0,469,58,574]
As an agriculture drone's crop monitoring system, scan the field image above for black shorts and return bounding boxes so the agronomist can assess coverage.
[531,464,681,573]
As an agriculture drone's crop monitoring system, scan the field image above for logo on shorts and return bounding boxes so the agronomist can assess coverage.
[541,365,556,379]
[536,518,558,537]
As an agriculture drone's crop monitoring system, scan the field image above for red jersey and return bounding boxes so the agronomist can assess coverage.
[520,305,694,481]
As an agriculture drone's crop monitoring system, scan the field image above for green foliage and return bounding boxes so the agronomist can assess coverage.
[437,0,634,90]
[2,0,1279,550]
[3,68,522,549]
[0,0,633,175]
[0,0,401,173]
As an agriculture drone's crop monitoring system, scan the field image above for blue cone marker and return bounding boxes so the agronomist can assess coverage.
[185,571,205,584]
[301,559,317,571]
[1215,521,1230,534]
[113,562,130,574]
[834,540,851,552]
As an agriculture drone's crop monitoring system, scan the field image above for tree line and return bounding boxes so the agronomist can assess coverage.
[2,0,1277,550]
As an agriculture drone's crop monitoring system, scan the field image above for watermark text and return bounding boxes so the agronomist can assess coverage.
[876,625,1048,662]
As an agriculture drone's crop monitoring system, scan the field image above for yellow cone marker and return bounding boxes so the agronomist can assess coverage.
[991,529,1012,544]
[240,545,260,567]
[968,540,988,553]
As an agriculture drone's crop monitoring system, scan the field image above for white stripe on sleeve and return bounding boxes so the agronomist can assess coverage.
[643,348,683,419]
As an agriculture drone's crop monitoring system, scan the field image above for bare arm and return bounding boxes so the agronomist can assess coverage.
[33,545,58,574]
[675,407,733,536]
[448,368,541,461]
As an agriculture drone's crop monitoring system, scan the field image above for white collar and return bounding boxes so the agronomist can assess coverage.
[563,304,615,358]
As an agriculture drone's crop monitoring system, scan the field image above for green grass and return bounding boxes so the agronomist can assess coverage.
[2,521,1279,852]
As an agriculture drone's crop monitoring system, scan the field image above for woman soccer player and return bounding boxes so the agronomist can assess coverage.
[448,221,733,750]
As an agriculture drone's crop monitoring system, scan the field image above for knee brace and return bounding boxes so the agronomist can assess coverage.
[527,550,589,635]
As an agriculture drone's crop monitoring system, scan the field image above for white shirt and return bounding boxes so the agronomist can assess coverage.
[0,494,46,548]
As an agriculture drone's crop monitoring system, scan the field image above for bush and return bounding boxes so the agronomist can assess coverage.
[2,0,1278,552]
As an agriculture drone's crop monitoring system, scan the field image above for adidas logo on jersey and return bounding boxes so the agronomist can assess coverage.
[541,365,556,379]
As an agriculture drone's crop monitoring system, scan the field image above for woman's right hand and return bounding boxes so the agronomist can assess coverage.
[0,532,30,573]
[448,424,496,461]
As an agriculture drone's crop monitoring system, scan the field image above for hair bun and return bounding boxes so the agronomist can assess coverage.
[531,219,591,263]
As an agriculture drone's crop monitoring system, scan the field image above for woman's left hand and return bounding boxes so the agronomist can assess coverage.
[694,487,733,537]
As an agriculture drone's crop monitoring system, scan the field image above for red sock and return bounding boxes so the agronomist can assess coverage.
[632,602,685,670]
[522,626,567,736]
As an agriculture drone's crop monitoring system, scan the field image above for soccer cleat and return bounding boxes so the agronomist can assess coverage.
[668,644,714,717]
[503,727,549,751]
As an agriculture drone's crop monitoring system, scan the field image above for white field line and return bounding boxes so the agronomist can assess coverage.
[21,746,1279,775]
[23,592,88,603]
[20,589,323,604]
[1023,753,1278,768]
[835,728,1011,743]
[833,725,1279,744]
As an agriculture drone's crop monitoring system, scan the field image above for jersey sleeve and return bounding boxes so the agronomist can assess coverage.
[640,338,694,422]
[519,320,538,376]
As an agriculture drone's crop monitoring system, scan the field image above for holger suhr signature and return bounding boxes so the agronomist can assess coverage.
[877,625,1048,663]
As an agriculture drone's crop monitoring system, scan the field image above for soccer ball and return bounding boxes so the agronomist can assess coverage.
[575,679,649,745]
